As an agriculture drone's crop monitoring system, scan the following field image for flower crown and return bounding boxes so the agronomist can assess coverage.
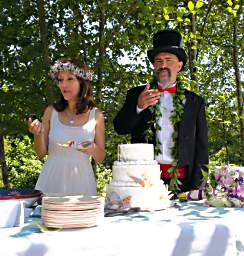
[50,62,93,81]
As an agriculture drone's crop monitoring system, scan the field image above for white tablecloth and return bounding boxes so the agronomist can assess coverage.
[0,200,24,228]
[0,201,243,256]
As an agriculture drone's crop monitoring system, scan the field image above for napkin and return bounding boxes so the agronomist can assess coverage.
[0,200,24,228]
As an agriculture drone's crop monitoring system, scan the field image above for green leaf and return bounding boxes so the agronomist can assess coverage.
[178,7,186,15]
[177,179,182,185]
[226,7,232,12]
[163,7,168,14]
[227,0,233,6]
[188,1,195,12]
[201,169,209,182]
[184,18,191,23]
[177,17,183,22]
[196,1,204,9]
[179,94,185,100]
[164,15,170,20]
[167,167,175,173]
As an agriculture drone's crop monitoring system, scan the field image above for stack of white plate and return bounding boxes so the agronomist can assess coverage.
[42,195,104,228]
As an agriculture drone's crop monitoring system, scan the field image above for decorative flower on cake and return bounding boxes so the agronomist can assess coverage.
[122,196,132,208]
[128,173,153,188]
[203,165,244,207]
[105,192,132,210]
[159,183,174,201]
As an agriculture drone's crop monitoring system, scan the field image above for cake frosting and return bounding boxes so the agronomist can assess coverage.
[106,144,172,211]
[118,144,154,161]
[112,160,160,185]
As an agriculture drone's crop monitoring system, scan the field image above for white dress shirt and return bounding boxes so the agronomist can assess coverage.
[155,91,174,164]
[136,84,175,164]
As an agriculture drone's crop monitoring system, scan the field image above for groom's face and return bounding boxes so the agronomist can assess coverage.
[153,52,183,86]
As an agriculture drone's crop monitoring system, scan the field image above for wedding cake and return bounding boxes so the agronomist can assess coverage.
[106,144,172,211]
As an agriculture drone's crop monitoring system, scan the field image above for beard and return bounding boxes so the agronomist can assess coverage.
[155,68,171,87]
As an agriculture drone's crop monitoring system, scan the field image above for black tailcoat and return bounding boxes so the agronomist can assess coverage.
[113,85,209,192]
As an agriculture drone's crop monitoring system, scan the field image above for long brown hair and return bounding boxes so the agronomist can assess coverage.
[52,58,96,114]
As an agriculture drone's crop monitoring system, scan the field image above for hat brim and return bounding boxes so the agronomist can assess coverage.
[147,47,187,71]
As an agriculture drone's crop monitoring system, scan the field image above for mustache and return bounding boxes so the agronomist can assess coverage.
[156,68,171,76]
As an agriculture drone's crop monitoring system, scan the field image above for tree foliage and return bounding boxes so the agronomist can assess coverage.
[0,0,243,189]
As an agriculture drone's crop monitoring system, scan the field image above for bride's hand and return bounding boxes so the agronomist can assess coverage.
[28,117,43,136]
[76,141,94,155]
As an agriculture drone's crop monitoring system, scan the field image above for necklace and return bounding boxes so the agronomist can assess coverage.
[147,76,186,193]
[65,109,77,125]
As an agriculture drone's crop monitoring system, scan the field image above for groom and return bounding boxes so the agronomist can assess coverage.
[113,29,208,193]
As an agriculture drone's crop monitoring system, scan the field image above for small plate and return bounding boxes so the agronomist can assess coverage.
[57,141,92,149]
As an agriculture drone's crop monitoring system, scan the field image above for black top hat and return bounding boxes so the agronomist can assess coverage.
[147,30,187,70]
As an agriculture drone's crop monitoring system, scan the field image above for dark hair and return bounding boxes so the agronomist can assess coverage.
[52,58,96,114]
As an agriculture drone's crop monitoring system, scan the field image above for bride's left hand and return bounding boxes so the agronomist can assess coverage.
[76,141,94,155]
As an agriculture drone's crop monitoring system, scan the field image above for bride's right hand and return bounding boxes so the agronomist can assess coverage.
[28,117,43,136]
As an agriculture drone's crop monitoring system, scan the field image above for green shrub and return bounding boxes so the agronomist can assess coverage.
[5,135,42,189]
[95,163,112,197]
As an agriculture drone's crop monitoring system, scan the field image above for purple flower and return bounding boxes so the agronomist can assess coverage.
[239,177,244,185]
[236,185,244,199]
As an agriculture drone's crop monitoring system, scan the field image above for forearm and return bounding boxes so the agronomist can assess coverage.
[33,134,47,160]
[91,144,105,162]
[28,106,51,160]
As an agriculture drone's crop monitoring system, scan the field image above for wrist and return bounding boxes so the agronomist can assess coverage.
[136,105,143,114]
[34,132,43,139]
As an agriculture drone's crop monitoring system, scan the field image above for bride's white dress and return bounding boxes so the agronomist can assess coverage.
[35,108,97,196]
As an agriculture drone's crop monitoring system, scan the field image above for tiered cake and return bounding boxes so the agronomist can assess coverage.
[106,144,172,211]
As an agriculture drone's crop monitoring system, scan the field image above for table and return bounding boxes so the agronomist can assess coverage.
[0,201,243,256]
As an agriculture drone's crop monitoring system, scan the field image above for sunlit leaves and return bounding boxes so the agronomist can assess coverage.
[163,6,170,21]
[184,18,191,24]
[226,0,240,16]
[227,0,233,6]
[177,17,183,22]
[196,1,204,9]
[164,15,170,21]
[188,1,195,12]
[187,0,204,14]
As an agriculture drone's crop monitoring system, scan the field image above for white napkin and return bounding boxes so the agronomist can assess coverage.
[0,200,24,228]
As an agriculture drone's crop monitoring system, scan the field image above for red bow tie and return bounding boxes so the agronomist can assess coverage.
[157,85,176,93]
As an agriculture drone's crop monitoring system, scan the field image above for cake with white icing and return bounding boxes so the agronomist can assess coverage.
[106,144,172,211]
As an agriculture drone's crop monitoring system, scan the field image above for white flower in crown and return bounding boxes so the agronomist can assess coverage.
[50,62,93,81]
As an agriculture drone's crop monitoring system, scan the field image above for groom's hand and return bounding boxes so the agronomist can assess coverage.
[137,84,161,110]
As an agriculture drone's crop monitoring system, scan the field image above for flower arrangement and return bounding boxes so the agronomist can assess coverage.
[203,165,244,207]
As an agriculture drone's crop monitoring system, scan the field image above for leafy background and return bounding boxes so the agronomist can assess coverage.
[0,0,243,195]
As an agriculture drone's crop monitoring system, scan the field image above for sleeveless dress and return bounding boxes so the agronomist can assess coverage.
[35,108,97,196]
